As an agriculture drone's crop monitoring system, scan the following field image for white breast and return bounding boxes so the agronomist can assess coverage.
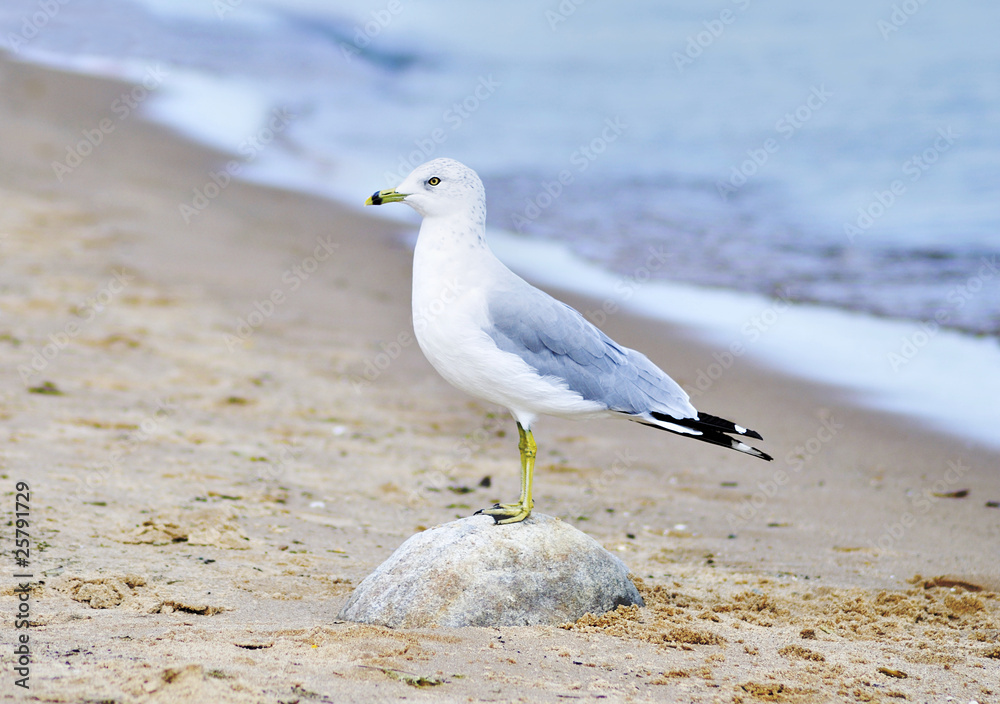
[411,227,605,424]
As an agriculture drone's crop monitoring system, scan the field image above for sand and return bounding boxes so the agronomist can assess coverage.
[1,54,998,703]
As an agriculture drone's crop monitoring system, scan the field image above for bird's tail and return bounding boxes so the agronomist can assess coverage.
[637,410,773,461]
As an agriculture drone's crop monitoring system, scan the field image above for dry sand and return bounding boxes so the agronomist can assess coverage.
[1,55,998,703]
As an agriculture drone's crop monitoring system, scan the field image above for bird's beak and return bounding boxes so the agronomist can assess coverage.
[365,188,407,206]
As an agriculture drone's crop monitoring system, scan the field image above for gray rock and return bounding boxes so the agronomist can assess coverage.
[338,513,644,628]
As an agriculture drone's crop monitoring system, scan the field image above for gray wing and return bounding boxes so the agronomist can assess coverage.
[485,285,696,419]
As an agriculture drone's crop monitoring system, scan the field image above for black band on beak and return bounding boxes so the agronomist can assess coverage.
[369,190,384,205]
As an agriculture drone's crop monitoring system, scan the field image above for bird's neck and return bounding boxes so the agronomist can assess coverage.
[411,212,500,319]
[413,213,490,270]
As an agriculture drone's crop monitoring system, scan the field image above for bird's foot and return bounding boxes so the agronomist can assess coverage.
[475,502,532,525]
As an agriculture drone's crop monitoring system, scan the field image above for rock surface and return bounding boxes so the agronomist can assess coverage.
[338,513,644,628]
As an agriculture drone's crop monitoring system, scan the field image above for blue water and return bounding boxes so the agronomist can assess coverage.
[2,0,999,445]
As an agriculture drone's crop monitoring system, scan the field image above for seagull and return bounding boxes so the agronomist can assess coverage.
[366,158,772,524]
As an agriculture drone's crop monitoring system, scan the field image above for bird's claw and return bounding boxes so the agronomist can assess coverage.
[475,502,532,525]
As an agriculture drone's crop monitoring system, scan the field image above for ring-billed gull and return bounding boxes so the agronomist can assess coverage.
[366,158,772,524]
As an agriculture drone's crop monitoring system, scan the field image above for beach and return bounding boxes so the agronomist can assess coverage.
[2,55,999,703]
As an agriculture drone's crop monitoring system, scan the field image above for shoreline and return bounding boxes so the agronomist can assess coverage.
[3,54,999,703]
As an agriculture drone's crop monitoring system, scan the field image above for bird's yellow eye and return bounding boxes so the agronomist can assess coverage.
[428,177,441,186]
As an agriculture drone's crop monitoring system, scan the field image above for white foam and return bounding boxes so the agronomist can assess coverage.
[143,69,277,157]
[121,0,276,26]
[3,49,157,83]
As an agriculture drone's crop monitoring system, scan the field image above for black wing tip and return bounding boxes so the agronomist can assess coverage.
[648,410,771,461]
[726,437,772,462]
[689,411,764,440]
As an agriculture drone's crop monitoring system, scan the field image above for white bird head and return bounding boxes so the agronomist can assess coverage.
[366,158,485,221]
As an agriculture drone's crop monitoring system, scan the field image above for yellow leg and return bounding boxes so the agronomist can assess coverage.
[476,423,536,524]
